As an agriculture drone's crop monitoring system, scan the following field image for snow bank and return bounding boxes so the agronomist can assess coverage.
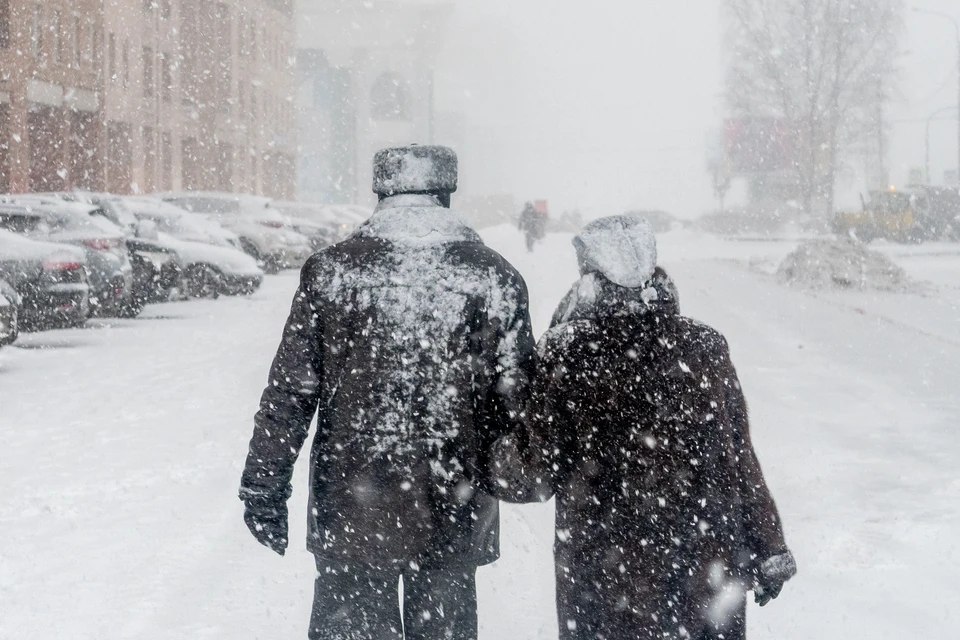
[776,237,912,292]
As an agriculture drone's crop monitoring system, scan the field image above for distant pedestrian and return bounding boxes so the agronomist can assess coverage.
[494,215,796,640]
[239,145,536,639]
[518,201,547,252]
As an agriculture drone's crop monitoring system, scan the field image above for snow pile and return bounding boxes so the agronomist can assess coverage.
[776,237,911,292]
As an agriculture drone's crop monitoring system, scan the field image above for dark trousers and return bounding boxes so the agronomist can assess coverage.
[309,557,478,640]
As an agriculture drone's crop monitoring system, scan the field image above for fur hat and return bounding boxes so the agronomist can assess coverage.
[372,145,459,196]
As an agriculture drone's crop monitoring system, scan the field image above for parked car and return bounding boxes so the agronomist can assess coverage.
[34,202,135,316]
[273,201,369,244]
[0,227,90,330]
[123,200,264,297]
[270,201,339,251]
[157,192,312,273]
[39,192,185,308]
[0,278,20,347]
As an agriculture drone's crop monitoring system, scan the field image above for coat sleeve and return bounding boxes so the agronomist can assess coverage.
[489,270,537,435]
[718,338,789,563]
[490,328,576,503]
[239,261,323,505]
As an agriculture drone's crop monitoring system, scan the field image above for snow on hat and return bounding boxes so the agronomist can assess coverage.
[372,145,458,196]
[573,214,657,288]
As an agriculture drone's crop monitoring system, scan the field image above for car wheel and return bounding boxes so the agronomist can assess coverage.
[117,296,145,319]
[186,265,222,299]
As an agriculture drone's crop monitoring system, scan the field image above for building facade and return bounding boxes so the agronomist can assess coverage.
[296,0,452,205]
[0,0,103,193]
[0,0,296,198]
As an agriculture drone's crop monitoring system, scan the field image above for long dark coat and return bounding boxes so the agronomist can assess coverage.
[240,198,536,570]
[496,271,788,640]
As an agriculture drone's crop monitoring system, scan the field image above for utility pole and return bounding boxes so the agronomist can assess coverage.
[924,106,958,183]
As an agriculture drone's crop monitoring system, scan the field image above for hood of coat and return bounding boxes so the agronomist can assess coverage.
[354,194,482,246]
[573,214,656,288]
[554,267,680,326]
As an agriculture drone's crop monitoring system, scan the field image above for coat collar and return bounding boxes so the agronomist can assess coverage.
[355,196,483,246]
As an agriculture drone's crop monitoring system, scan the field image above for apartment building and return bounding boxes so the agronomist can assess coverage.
[0,0,103,193]
[0,0,296,198]
[297,0,452,205]
[179,0,296,198]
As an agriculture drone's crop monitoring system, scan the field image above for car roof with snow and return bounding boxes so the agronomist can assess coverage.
[0,228,87,262]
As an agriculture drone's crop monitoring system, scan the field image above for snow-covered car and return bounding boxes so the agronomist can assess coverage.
[273,201,369,244]
[1,197,136,317]
[157,192,312,273]
[0,278,19,347]
[121,199,263,296]
[37,192,185,307]
[155,232,264,297]
[0,227,90,330]
[122,197,241,248]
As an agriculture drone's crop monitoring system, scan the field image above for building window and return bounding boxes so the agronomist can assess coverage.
[0,0,11,49]
[109,33,117,80]
[143,126,156,192]
[371,72,409,121]
[31,4,42,57]
[161,131,173,190]
[51,11,61,64]
[72,14,81,68]
[143,47,154,98]
[161,54,173,103]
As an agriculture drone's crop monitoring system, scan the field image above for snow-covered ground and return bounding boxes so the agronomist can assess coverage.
[1,227,958,639]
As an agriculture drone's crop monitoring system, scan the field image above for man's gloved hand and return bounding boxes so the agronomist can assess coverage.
[243,497,288,556]
[754,551,797,606]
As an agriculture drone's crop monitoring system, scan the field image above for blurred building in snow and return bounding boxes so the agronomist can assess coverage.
[296,0,453,205]
[0,0,103,193]
[0,0,296,199]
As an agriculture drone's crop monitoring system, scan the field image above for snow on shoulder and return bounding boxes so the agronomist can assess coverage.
[573,214,657,288]
[777,237,913,292]
[355,194,482,246]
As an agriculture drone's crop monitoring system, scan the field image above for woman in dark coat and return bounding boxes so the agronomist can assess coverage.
[494,215,796,640]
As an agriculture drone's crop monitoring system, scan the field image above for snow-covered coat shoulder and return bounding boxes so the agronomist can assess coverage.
[240,195,536,570]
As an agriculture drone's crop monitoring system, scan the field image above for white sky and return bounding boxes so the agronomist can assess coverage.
[434,0,960,217]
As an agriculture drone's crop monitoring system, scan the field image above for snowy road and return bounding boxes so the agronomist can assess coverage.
[1,227,958,639]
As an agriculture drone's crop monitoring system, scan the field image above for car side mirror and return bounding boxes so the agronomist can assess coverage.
[136,219,159,240]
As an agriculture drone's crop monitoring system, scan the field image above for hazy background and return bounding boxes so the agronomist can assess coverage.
[431,0,960,218]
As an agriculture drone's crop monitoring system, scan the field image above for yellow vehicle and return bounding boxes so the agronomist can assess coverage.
[834,186,960,243]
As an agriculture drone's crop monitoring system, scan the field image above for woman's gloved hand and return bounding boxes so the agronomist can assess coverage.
[754,551,797,606]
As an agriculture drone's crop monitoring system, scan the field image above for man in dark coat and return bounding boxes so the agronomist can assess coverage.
[494,215,795,640]
[239,145,536,639]
[518,201,547,252]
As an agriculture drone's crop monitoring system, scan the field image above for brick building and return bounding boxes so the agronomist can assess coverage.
[0,0,296,198]
[0,0,103,193]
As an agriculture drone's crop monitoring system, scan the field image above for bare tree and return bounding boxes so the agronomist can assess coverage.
[723,0,903,216]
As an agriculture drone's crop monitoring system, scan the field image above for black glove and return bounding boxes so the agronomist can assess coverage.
[754,551,797,606]
[243,497,288,556]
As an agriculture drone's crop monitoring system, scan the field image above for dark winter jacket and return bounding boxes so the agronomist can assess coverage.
[240,195,536,570]
[495,270,789,640]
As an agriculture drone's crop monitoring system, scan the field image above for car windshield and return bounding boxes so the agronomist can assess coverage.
[42,210,123,236]
[102,200,140,229]
[168,197,241,215]
[138,211,211,242]
[0,211,43,234]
